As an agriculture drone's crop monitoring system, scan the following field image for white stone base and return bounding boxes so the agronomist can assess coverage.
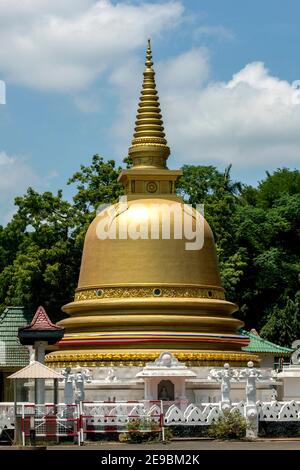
[39,365,278,404]
[277,365,300,401]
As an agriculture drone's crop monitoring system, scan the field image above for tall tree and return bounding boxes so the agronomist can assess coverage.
[0,157,299,345]
[0,155,125,321]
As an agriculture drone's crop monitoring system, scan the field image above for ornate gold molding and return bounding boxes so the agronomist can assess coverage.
[46,350,259,368]
[74,286,225,301]
[132,137,167,145]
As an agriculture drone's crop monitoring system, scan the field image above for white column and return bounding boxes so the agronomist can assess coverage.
[27,346,35,364]
[179,379,186,399]
[34,341,47,404]
[144,379,151,400]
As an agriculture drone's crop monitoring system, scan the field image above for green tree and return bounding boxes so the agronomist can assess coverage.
[0,155,125,321]
[0,157,299,345]
[178,165,300,345]
[68,154,123,213]
[260,295,300,346]
[257,168,300,209]
[0,189,80,320]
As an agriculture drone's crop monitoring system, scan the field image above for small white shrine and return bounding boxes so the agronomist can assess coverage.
[277,340,300,400]
[136,352,196,407]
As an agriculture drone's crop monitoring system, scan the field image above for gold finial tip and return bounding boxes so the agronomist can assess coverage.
[145,38,153,68]
[128,36,170,169]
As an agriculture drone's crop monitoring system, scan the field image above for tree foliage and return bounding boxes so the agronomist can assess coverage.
[0,155,122,321]
[208,410,247,439]
[0,157,299,344]
[177,165,300,345]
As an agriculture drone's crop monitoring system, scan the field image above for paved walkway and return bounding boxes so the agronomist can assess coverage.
[59,440,300,450]
[2,439,300,450]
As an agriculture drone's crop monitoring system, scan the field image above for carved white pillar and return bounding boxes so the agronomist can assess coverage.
[208,363,238,411]
[27,346,35,364]
[144,379,151,400]
[34,341,47,404]
[239,361,261,438]
[179,379,186,399]
[61,367,75,405]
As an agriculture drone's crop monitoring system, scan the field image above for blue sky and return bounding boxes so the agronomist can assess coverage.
[0,0,300,223]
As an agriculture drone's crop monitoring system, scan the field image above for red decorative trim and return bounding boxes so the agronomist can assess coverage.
[22,306,63,331]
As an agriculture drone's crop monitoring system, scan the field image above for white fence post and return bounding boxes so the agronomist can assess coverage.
[160,400,165,442]
[208,363,238,411]
[21,404,25,446]
[239,361,261,438]
[79,402,83,445]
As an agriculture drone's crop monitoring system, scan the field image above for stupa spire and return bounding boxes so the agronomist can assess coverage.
[128,39,170,169]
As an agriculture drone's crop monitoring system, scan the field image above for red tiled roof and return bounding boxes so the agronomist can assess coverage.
[22,306,63,331]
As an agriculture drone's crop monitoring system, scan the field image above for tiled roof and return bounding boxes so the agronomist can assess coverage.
[21,305,63,331]
[241,329,293,356]
[8,361,63,379]
[0,306,32,367]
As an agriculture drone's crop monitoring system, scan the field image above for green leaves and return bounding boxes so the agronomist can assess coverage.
[177,165,300,346]
[0,156,299,346]
[0,154,123,322]
[208,410,247,439]
[260,296,300,346]
[68,154,123,213]
[257,168,300,209]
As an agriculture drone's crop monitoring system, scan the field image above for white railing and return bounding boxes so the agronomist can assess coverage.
[1,399,300,443]
[80,400,164,442]
[258,400,300,421]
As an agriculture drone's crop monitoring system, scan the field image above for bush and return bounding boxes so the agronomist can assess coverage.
[119,432,130,443]
[259,422,300,437]
[162,426,173,442]
[171,426,209,438]
[86,432,119,442]
[208,410,247,440]
[126,417,164,444]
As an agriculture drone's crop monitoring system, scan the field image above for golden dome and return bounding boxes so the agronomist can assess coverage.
[78,199,221,288]
[46,41,253,367]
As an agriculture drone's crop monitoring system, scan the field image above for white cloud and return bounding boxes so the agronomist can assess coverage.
[0,151,61,223]
[73,93,101,113]
[0,80,6,104]
[1,1,299,173]
[0,0,183,92]
[112,49,300,170]
[111,48,210,154]
[0,151,38,223]
[162,60,300,168]
[195,25,234,41]
[157,48,209,91]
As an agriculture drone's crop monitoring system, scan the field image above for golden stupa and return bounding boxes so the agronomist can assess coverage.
[46,41,254,367]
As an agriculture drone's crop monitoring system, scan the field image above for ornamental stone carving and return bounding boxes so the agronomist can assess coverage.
[239,361,262,406]
[291,340,300,365]
[74,286,225,301]
[208,363,238,410]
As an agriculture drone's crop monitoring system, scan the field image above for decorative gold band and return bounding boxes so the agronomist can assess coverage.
[130,143,169,149]
[129,155,167,169]
[74,286,225,302]
[132,137,167,145]
[46,350,258,368]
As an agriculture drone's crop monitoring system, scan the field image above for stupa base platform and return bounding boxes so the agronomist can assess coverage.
[45,349,259,367]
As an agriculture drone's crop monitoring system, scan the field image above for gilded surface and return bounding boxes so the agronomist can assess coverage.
[128,39,170,168]
[54,42,245,361]
[46,350,259,367]
[74,286,225,301]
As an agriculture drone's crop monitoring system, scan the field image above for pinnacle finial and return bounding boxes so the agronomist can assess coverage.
[128,40,170,169]
[145,39,153,68]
